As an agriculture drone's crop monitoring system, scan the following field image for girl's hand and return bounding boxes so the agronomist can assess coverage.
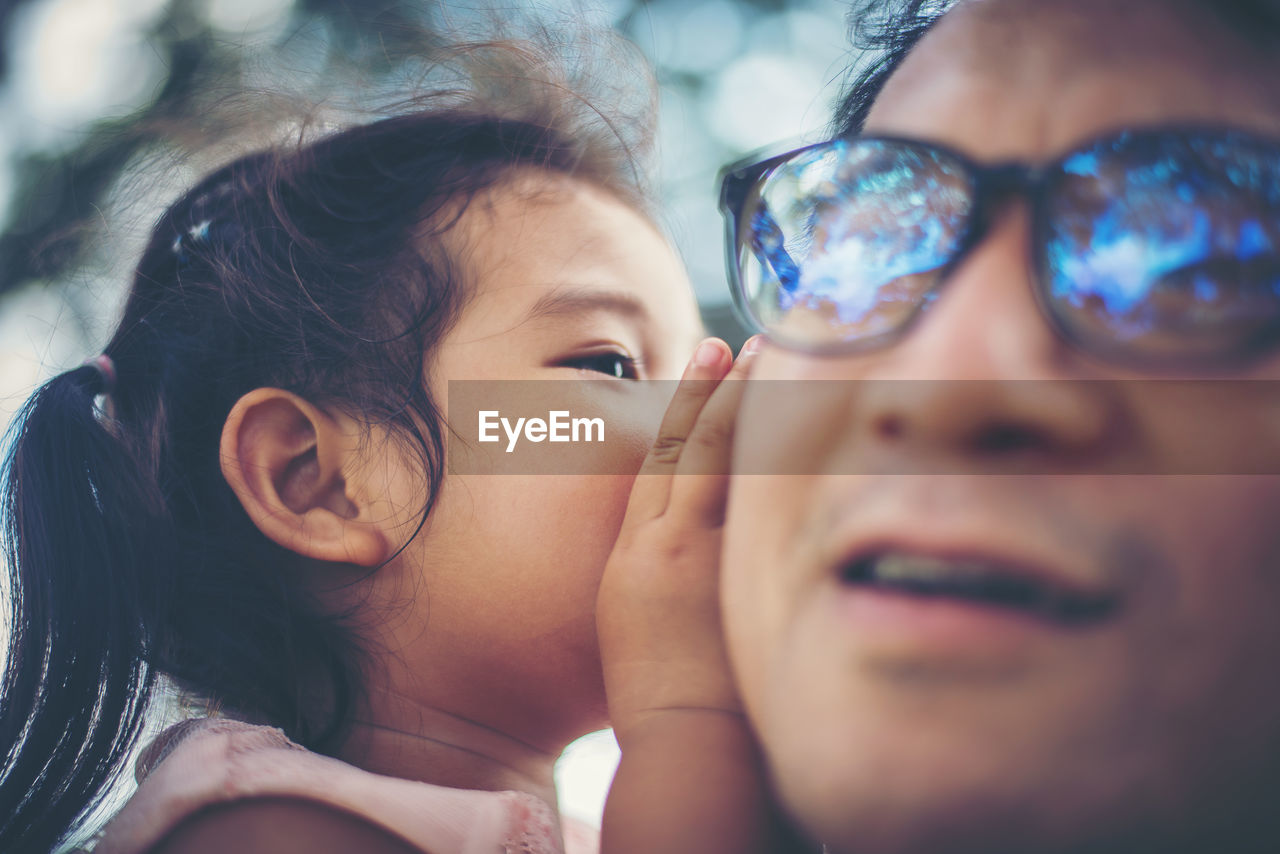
[597,335,814,853]
[597,335,759,745]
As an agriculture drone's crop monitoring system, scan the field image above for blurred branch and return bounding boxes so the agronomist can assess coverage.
[0,0,448,297]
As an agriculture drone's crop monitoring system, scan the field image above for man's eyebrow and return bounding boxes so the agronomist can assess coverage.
[525,287,651,323]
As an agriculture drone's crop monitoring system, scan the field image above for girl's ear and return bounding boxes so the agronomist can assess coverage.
[220,388,390,567]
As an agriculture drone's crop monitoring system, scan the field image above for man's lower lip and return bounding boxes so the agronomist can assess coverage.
[831,585,1107,648]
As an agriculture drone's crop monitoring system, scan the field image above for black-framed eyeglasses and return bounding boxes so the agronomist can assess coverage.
[718,125,1280,369]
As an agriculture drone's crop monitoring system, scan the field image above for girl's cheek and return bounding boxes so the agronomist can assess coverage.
[545,387,666,476]
[538,408,657,545]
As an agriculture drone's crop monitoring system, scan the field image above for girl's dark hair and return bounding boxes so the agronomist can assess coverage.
[0,39,654,854]
[834,0,1280,138]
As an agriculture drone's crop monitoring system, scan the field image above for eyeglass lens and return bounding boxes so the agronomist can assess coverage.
[738,131,1280,364]
[1043,132,1280,363]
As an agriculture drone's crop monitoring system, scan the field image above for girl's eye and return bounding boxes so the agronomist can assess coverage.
[561,352,640,379]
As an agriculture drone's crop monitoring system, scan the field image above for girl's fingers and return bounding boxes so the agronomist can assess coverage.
[626,338,732,521]
[667,336,762,526]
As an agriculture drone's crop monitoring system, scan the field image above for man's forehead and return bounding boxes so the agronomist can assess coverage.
[861,0,1280,155]
[904,0,1264,56]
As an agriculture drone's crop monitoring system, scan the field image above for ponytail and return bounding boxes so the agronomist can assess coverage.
[0,363,160,853]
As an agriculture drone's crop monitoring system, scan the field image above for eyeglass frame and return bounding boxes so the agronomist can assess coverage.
[716,124,1280,370]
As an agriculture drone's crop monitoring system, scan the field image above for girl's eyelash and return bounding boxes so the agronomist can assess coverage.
[559,352,641,379]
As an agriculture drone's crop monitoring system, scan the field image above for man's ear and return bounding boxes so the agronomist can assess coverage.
[220,388,390,567]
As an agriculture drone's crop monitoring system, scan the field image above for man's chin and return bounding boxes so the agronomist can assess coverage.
[760,699,1134,854]
[770,727,1280,854]
[775,769,1128,854]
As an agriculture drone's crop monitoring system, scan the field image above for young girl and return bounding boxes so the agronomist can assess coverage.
[0,38,786,854]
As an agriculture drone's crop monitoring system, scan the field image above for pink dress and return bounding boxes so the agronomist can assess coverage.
[92,718,599,854]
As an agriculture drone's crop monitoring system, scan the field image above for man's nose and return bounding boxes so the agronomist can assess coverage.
[886,203,1064,380]
[853,204,1119,468]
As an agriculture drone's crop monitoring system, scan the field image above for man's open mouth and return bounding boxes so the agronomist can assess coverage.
[839,552,1118,626]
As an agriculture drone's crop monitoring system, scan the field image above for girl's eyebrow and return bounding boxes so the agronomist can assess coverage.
[525,287,651,323]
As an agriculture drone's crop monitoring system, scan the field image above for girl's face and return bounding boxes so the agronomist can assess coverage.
[360,172,702,749]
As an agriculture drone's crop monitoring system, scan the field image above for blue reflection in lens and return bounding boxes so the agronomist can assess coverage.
[1046,130,1280,356]
[746,139,971,339]
[749,204,800,293]
[1239,219,1269,258]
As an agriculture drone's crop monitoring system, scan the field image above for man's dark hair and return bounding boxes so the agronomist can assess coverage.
[833,0,953,137]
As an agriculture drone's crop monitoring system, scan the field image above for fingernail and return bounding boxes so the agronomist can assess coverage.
[741,335,764,356]
[694,339,723,367]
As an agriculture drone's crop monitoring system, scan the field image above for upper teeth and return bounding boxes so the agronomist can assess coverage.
[870,554,994,583]
[844,552,1117,625]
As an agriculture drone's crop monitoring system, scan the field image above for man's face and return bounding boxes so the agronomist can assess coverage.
[723,2,1280,852]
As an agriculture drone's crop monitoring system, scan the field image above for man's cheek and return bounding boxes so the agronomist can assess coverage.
[735,381,857,476]
[723,483,794,688]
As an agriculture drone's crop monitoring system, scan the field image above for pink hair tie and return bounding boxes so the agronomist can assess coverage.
[82,354,117,396]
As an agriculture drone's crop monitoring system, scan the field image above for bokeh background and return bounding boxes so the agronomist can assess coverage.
[0,0,857,834]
